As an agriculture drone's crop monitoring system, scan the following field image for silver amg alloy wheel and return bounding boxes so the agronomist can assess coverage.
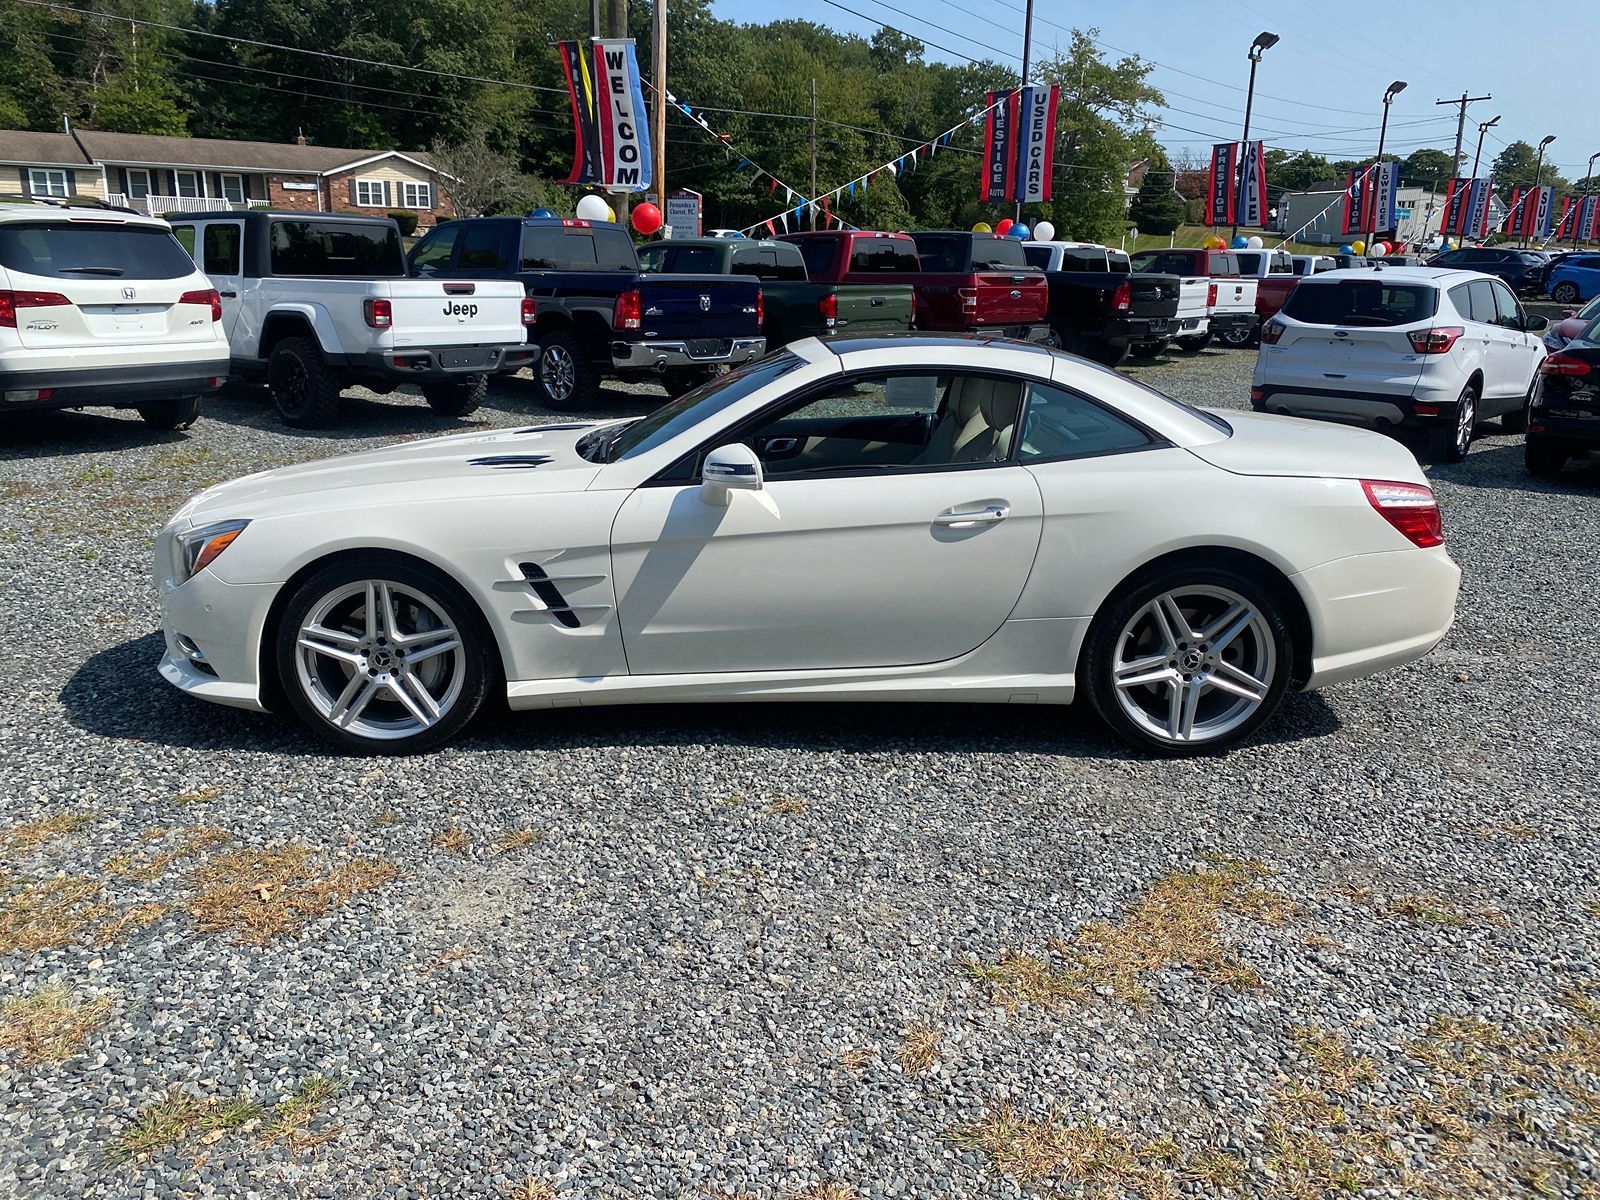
[540,343,576,404]
[1110,585,1277,745]
[294,579,465,741]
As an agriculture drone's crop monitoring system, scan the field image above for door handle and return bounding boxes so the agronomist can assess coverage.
[218,290,237,298]
[934,503,1009,529]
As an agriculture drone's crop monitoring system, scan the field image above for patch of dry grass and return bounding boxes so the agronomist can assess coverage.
[106,826,228,882]
[174,785,224,806]
[186,846,397,944]
[370,809,403,827]
[112,1087,265,1162]
[259,1074,341,1148]
[502,1181,556,1200]
[431,826,470,854]
[965,950,1085,1010]
[93,903,167,945]
[426,947,478,971]
[0,876,109,955]
[493,828,539,854]
[0,984,113,1064]
[897,1025,940,1075]
[787,1186,857,1200]
[837,1047,873,1071]
[1,810,96,853]
[767,796,811,816]
[947,1107,1210,1196]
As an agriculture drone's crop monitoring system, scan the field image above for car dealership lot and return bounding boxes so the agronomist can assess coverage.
[2,355,1598,1199]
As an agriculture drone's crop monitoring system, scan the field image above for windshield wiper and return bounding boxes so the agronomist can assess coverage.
[57,265,126,275]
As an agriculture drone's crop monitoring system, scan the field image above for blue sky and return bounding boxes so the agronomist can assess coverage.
[708,0,1597,179]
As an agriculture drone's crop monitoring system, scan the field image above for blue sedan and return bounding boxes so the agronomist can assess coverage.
[1548,254,1600,304]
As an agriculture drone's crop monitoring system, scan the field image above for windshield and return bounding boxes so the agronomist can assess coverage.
[606,352,807,461]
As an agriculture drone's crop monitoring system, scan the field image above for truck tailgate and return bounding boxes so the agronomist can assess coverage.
[640,275,761,341]
[1127,274,1180,319]
[1211,278,1256,314]
[380,279,527,348]
[974,271,1048,325]
[834,283,913,334]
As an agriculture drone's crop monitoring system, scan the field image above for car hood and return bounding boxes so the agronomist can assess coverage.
[1189,410,1427,485]
[176,421,615,525]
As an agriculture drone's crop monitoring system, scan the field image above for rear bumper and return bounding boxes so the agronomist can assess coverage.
[1172,315,1209,336]
[0,359,227,412]
[1208,310,1257,332]
[1252,382,1461,431]
[347,344,537,379]
[1528,409,1600,448]
[611,337,766,372]
[1106,314,1179,346]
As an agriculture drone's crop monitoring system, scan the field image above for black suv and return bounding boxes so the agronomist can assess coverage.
[1427,247,1548,295]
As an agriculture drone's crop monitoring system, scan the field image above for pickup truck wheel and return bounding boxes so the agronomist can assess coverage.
[662,367,719,397]
[269,336,343,428]
[136,396,203,430]
[1175,331,1213,353]
[1219,325,1257,348]
[1130,342,1166,359]
[421,375,487,418]
[1087,342,1131,369]
[534,330,598,412]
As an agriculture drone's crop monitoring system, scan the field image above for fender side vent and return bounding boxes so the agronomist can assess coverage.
[518,562,581,628]
[469,454,553,469]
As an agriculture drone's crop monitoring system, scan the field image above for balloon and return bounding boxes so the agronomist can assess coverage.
[604,204,617,222]
[1351,240,1366,255]
[1371,241,1388,256]
[971,221,993,234]
[1031,220,1055,242]
[1340,244,1354,255]
[631,202,663,235]
[1230,235,1248,248]
[529,207,557,219]
[995,218,1014,236]
[1246,235,1264,249]
[1008,223,1029,240]
[575,194,612,222]
[1202,234,1226,250]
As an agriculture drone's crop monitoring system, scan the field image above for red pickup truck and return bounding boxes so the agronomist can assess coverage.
[780,230,1052,344]
[1227,248,1300,346]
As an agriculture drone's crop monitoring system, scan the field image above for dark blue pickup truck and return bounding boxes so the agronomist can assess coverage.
[408,216,765,408]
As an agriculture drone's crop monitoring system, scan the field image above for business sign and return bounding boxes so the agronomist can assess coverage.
[1013,85,1060,203]
[1237,140,1267,227]
[558,38,652,191]
[666,189,701,239]
[1207,142,1238,227]
[981,90,1015,203]
[1370,161,1399,232]
[1442,177,1492,238]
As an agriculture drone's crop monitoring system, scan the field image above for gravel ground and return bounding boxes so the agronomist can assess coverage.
[2,350,1598,1200]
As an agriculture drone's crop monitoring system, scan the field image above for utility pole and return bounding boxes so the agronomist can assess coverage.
[1015,0,1033,225]
[809,77,818,229]
[606,0,629,226]
[651,0,666,236]
[590,0,601,38]
[1436,90,1491,177]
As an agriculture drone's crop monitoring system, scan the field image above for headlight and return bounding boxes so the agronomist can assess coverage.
[172,519,250,584]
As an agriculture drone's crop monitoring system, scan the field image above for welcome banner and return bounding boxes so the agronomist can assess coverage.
[558,39,652,191]
[1207,143,1238,227]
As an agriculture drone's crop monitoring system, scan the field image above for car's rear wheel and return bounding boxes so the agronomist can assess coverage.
[662,366,719,397]
[1552,281,1581,304]
[1525,440,1568,477]
[136,396,203,430]
[276,558,493,754]
[1175,331,1213,353]
[534,330,598,412]
[421,375,487,418]
[1427,383,1477,463]
[269,337,343,428]
[1219,324,1257,348]
[1083,565,1293,755]
[1130,341,1166,359]
[1084,340,1131,369]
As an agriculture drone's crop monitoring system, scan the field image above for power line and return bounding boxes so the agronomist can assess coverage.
[848,0,1021,62]
[816,0,991,67]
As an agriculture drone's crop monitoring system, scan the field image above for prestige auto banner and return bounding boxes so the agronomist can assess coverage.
[559,38,653,192]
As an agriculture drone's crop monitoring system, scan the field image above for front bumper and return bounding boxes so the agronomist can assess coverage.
[350,343,538,380]
[611,337,766,372]
[155,559,278,713]
[1,360,227,412]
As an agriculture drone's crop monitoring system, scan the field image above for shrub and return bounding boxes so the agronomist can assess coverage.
[387,211,419,236]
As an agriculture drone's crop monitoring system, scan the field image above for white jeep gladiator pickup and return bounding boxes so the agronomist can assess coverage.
[170,211,534,427]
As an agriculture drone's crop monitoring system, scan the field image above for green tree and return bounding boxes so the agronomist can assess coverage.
[1402,148,1453,187]
[89,78,189,136]
[1265,150,1333,195]
[1491,140,1539,192]
[1127,159,1183,234]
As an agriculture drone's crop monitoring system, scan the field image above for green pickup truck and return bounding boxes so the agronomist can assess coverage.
[636,237,914,348]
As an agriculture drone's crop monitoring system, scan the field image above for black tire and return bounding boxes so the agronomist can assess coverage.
[136,395,202,430]
[421,375,487,418]
[533,329,599,412]
[268,336,343,428]
[1081,562,1294,756]
[1427,382,1477,463]
[1130,341,1166,360]
[1502,375,1535,433]
[1219,324,1258,349]
[662,366,719,397]
[1551,281,1581,304]
[1086,340,1131,369]
[275,556,494,755]
[1525,440,1568,477]
[1175,331,1213,353]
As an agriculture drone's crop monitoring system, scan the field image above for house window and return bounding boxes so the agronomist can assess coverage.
[220,174,246,205]
[28,169,69,198]
[175,171,202,199]
[353,179,389,207]
[125,168,151,200]
[400,181,433,209]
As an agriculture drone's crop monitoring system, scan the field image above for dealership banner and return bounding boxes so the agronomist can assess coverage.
[1206,142,1238,227]
[1370,161,1399,232]
[1442,177,1492,238]
[1506,186,1555,238]
[1342,166,1368,236]
[1582,195,1600,241]
[558,39,652,191]
[1012,85,1060,203]
[1466,177,1493,238]
[981,90,1016,202]
[1237,140,1267,227]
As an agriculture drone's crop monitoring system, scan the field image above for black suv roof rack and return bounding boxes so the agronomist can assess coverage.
[0,194,141,215]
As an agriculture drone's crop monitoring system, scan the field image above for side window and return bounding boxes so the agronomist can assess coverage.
[795,238,836,278]
[1018,382,1153,462]
[1490,282,1523,328]
[737,372,1025,476]
[730,249,763,276]
[1447,283,1473,319]
[1466,280,1498,324]
[635,244,668,273]
[410,225,459,274]
[668,246,719,274]
[458,223,510,270]
[201,223,242,276]
[171,224,197,259]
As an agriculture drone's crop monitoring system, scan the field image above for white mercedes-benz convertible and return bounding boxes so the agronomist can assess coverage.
[154,336,1460,755]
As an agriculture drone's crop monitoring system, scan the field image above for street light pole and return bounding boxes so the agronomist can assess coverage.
[1528,135,1555,249]
[1574,151,1600,249]
[1365,80,1405,252]
[1231,31,1278,242]
[1461,115,1498,248]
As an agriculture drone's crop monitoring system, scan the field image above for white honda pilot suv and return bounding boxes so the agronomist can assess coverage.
[1252,266,1550,462]
[0,199,228,429]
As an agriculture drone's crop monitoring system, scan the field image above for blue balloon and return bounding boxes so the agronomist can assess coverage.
[1008,223,1030,240]
[1340,244,1354,254]
[1231,235,1248,248]
[530,207,557,218]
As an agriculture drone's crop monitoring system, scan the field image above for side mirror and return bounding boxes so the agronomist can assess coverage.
[1525,314,1550,333]
[1562,308,1578,319]
[701,443,763,505]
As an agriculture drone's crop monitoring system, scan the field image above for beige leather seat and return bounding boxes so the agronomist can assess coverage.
[921,376,1023,464]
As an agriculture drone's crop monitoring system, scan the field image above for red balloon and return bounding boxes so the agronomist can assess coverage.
[995,218,1014,236]
[632,202,663,235]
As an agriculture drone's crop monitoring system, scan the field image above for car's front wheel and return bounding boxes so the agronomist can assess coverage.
[1083,565,1294,754]
[1427,383,1477,463]
[1525,440,1568,477]
[276,557,493,754]
[1551,281,1581,304]
[421,375,487,418]
[136,396,203,430]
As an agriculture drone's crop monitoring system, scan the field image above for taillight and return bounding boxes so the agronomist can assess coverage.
[614,288,642,331]
[521,296,537,326]
[1541,353,1592,377]
[1407,326,1463,354]
[363,298,392,329]
[0,290,71,327]
[818,292,837,328]
[1260,320,1285,345]
[1111,282,1131,312]
[179,288,222,321]
[958,287,978,315]
[756,289,764,328]
[1207,282,1218,307]
[1362,479,1444,548]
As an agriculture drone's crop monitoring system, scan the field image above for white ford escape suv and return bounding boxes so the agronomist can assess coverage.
[1251,266,1550,462]
[0,199,229,429]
